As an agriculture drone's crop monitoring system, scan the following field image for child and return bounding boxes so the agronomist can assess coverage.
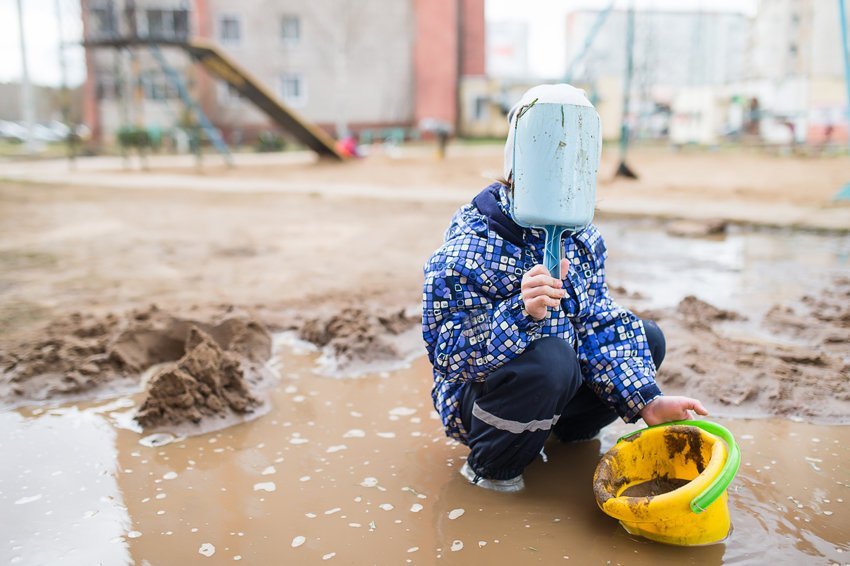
[422,84,708,493]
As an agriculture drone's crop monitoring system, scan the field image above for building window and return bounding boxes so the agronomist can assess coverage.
[473,96,489,121]
[145,8,190,39]
[281,15,300,45]
[279,73,306,107]
[218,15,241,45]
[141,72,177,101]
[89,4,118,37]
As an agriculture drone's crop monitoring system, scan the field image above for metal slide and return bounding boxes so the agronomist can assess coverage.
[84,37,344,161]
[183,39,344,160]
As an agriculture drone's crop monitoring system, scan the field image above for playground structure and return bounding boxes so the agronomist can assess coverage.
[82,4,344,162]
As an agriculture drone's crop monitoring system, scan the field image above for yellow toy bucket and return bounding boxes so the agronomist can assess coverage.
[593,420,741,546]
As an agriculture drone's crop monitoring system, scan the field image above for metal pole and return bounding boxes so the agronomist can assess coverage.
[615,0,638,179]
[15,0,38,154]
[839,0,850,152]
[836,0,850,199]
[55,0,76,166]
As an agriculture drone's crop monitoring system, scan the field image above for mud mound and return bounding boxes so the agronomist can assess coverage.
[665,219,728,238]
[645,281,850,423]
[765,278,850,351]
[0,306,273,408]
[134,327,261,428]
[297,307,420,368]
[676,295,744,326]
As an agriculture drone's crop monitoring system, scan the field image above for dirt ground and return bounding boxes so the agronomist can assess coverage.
[1,147,849,563]
[1,147,848,421]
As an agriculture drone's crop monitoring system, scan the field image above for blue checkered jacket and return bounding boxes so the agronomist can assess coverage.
[422,184,662,442]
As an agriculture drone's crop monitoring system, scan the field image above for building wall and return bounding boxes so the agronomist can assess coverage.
[201,0,415,137]
[413,0,459,128]
[747,0,849,143]
[461,0,486,77]
[810,0,849,78]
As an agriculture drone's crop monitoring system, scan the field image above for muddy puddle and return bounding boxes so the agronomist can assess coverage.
[2,344,848,565]
[600,218,850,315]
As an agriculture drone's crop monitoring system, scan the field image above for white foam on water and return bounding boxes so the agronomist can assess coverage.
[139,432,184,448]
[407,547,419,553]
[389,407,416,417]
[324,507,341,515]
[360,477,378,488]
[291,536,306,548]
[451,540,463,552]
[343,429,365,438]
[198,543,215,557]
[300,476,311,482]
[253,482,276,492]
[410,504,423,513]
[377,432,396,439]
[162,471,178,480]
[448,508,465,520]
[290,438,309,445]
[14,494,42,505]
[127,531,142,539]
[261,466,276,475]
[379,503,394,511]
[326,445,347,453]
[322,552,336,560]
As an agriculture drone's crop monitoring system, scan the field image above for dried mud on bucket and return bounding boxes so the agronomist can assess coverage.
[620,477,691,498]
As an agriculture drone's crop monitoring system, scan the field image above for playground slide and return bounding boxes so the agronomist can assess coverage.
[184,39,344,161]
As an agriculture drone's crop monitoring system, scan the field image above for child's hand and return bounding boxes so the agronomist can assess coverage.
[640,396,709,426]
[520,260,570,321]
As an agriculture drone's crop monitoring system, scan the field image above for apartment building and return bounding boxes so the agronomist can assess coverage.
[81,0,484,144]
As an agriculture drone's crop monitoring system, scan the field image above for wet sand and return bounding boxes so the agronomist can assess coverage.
[2,345,848,565]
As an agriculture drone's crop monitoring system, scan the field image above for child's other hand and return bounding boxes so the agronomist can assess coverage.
[640,396,709,426]
[521,260,570,321]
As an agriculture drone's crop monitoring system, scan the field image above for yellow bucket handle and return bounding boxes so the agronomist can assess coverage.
[617,420,741,514]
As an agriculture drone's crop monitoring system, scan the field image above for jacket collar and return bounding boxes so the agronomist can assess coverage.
[471,183,526,247]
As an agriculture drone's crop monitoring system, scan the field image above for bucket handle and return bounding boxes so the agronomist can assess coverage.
[617,420,741,514]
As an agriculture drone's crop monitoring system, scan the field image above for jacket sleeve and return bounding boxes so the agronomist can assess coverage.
[422,235,543,385]
[575,236,662,423]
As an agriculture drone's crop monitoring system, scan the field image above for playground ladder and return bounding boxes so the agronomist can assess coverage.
[149,43,232,165]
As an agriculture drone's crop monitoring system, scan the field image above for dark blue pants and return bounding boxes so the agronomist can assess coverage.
[460,320,666,480]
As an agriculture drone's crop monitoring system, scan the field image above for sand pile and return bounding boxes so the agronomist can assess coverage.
[134,326,263,428]
[0,306,274,428]
[296,307,420,370]
[642,279,850,423]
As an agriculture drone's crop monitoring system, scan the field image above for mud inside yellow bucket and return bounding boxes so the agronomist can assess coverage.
[593,420,741,546]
